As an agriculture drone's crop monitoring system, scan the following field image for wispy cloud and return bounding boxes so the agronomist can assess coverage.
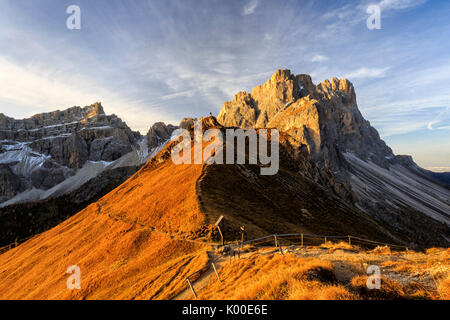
[311,55,328,63]
[0,56,176,133]
[427,107,450,131]
[0,0,447,166]
[320,0,429,32]
[378,0,428,11]
[345,67,391,79]
[243,0,259,15]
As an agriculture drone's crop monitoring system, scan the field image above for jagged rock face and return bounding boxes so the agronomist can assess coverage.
[179,117,197,130]
[218,69,393,170]
[218,70,302,129]
[146,122,177,150]
[0,164,26,203]
[0,103,141,202]
[0,103,139,165]
[218,69,450,236]
[30,160,72,190]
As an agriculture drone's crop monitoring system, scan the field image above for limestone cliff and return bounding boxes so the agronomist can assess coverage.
[0,103,141,202]
[218,70,450,237]
[218,69,393,171]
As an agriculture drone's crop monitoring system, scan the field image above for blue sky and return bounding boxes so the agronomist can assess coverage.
[0,0,449,169]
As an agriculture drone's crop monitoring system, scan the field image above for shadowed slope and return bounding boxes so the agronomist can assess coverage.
[0,116,446,300]
[199,163,398,243]
[217,69,450,246]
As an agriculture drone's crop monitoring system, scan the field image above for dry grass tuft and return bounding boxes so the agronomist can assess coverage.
[351,275,406,299]
[191,245,450,300]
[371,246,392,255]
[437,275,450,300]
[197,253,358,300]
[380,247,449,278]
[320,241,360,253]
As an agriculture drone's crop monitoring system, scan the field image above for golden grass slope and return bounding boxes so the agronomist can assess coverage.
[0,144,211,299]
[192,244,449,300]
[198,254,357,300]
[0,128,448,300]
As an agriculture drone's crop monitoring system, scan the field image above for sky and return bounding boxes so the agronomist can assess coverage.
[0,0,449,169]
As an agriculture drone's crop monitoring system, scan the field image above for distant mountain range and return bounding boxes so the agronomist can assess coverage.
[0,103,177,245]
[0,70,449,248]
[0,69,449,299]
[0,102,177,206]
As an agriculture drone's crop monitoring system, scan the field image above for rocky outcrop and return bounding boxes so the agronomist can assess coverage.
[0,164,26,203]
[30,160,72,190]
[218,70,303,129]
[146,122,177,150]
[218,69,450,240]
[426,171,450,188]
[218,70,393,171]
[0,103,142,203]
[179,117,197,130]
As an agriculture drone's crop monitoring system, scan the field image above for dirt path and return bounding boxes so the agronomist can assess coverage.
[173,251,226,300]
[172,244,445,300]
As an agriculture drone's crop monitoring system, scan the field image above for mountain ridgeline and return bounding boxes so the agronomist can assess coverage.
[0,103,177,245]
[217,69,450,246]
[0,70,449,249]
[0,69,449,299]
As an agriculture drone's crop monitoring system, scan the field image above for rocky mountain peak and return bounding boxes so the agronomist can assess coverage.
[218,69,392,170]
[23,102,105,127]
[296,74,315,93]
[80,102,105,122]
[217,69,450,236]
[146,122,178,150]
[218,69,305,129]
[179,117,197,130]
[269,68,296,83]
[233,91,253,103]
[314,77,356,106]
[0,103,143,203]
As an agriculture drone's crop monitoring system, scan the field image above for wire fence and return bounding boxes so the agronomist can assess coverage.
[232,233,408,251]
[182,232,409,299]
[0,208,412,299]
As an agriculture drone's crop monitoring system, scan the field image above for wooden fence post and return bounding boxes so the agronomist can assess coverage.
[348,235,351,246]
[301,233,304,247]
[186,278,197,299]
[276,235,283,254]
[324,237,327,244]
[217,225,224,246]
[212,263,221,282]
[274,234,278,248]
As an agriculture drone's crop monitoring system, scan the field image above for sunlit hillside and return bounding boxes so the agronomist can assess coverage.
[191,244,450,300]
[0,141,211,299]
[0,119,448,300]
